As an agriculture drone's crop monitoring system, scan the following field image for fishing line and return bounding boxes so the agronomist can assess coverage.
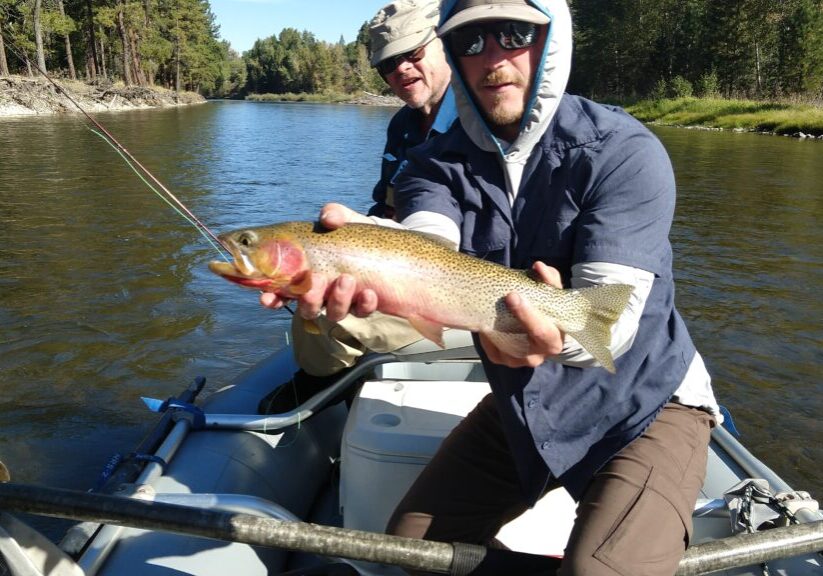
[88,127,227,257]
[0,23,229,260]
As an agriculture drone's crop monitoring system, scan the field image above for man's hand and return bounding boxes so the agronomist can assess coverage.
[479,262,566,368]
[259,203,379,318]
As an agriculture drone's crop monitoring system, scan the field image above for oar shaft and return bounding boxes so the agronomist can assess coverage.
[1,483,820,576]
[0,483,456,574]
[677,520,823,575]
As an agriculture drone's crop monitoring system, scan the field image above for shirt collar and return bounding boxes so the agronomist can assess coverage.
[429,86,458,137]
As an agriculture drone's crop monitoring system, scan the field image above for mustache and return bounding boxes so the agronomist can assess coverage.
[481,69,525,87]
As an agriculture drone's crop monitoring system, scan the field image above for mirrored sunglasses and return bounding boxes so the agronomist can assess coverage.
[447,21,539,57]
[376,44,427,77]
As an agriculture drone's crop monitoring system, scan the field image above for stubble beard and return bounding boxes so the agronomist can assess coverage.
[487,94,523,127]
[480,69,526,131]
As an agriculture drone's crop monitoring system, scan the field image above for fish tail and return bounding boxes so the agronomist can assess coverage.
[566,284,634,373]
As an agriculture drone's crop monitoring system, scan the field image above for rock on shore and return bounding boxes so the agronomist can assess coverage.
[0,75,205,117]
[348,91,404,107]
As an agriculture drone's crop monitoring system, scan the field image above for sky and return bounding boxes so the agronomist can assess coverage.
[210,0,391,53]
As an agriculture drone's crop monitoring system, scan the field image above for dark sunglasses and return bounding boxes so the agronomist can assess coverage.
[447,21,539,57]
[375,44,427,77]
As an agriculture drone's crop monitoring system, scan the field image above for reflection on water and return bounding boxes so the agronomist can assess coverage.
[0,102,396,503]
[0,104,820,532]
[658,126,822,495]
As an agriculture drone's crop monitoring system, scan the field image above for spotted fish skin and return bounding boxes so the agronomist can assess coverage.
[209,222,634,372]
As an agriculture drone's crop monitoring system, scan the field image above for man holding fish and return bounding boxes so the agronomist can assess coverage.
[256,0,722,573]
[289,0,459,379]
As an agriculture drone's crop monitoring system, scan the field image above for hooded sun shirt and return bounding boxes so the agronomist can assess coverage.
[388,0,720,501]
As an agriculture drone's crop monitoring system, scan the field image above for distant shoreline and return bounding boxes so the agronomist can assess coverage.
[243,91,403,107]
[0,75,205,118]
[5,77,821,141]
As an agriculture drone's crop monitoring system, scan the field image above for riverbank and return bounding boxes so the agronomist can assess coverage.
[245,91,403,107]
[0,75,205,117]
[624,97,823,138]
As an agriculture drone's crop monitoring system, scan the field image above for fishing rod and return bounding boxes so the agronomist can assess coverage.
[0,482,820,576]
[0,23,227,258]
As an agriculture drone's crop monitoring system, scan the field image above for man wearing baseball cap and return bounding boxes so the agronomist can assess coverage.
[380,1,720,574]
[366,0,457,219]
[263,2,719,571]
[286,0,458,380]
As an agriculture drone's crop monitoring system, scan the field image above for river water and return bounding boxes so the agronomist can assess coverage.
[0,102,820,534]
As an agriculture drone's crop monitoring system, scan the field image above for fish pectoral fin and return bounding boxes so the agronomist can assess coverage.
[302,317,322,335]
[288,270,313,295]
[407,314,445,348]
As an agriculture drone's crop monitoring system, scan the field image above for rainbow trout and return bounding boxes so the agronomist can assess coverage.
[209,222,634,372]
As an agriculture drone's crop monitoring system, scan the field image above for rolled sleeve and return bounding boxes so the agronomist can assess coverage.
[395,149,464,230]
[574,129,676,278]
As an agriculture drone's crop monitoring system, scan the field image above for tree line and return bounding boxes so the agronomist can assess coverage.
[1,0,822,101]
[0,0,233,93]
[568,0,823,100]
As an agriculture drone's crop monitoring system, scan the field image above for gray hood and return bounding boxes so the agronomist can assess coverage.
[439,0,573,166]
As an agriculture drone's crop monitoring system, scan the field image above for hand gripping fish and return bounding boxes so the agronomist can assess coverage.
[209,222,634,373]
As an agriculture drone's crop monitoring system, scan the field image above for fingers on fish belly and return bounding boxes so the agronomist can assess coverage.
[480,331,530,358]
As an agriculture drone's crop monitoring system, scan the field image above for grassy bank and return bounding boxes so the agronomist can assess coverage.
[624,97,823,137]
[246,91,355,104]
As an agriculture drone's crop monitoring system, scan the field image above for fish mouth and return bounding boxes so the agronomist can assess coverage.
[209,242,274,289]
[208,260,274,289]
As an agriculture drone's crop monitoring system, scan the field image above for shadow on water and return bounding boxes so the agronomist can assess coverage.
[0,103,819,539]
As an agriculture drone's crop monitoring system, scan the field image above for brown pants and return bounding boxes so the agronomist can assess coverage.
[387,395,713,576]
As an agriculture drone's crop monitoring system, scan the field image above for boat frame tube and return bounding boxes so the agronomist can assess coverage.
[0,483,821,576]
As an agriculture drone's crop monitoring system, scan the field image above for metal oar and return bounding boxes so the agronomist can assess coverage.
[0,482,558,575]
[0,483,820,576]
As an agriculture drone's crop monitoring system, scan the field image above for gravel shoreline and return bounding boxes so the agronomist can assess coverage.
[0,75,205,117]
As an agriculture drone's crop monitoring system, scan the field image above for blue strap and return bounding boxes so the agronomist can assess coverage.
[129,452,167,470]
[91,452,124,492]
[141,396,206,430]
[719,405,741,437]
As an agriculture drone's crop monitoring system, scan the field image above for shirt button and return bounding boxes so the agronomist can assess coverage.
[527,400,536,409]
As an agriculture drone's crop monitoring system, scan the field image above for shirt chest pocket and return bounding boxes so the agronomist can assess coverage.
[457,186,511,260]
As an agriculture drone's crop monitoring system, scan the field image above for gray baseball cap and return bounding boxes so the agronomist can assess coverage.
[369,0,440,66]
[438,0,549,37]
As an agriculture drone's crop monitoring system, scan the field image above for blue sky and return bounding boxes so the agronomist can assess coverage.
[210,0,391,53]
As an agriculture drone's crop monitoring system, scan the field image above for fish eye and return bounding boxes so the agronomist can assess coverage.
[237,231,257,248]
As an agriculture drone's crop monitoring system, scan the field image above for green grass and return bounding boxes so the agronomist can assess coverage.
[245,91,353,104]
[625,97,823,136]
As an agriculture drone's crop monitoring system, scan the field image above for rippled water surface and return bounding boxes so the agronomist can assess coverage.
[0,102,820,533]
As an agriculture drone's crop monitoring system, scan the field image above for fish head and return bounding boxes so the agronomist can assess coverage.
[208,223,311,294]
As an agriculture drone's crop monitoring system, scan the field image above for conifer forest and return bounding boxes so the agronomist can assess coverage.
[1,0,821,101]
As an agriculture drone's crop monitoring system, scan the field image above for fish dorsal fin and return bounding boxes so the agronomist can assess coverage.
[406,314,446,348]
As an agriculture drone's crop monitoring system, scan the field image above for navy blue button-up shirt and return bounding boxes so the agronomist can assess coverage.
[395,94,697,501]
[368,87,457,218]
